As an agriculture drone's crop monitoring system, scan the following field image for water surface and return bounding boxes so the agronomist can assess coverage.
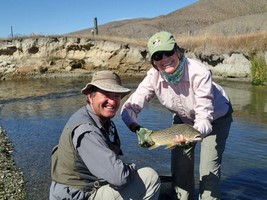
[0,78,266,200]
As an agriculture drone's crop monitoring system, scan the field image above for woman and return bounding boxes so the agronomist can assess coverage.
[121,31,233,200]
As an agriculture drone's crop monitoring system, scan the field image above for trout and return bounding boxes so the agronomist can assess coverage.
[149,124,202,150]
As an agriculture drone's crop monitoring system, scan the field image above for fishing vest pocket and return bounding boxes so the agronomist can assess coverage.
[51,145,58,155]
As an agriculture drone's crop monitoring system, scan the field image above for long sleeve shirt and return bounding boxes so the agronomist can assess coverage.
[72,105,136,189]
[121,58,230,137]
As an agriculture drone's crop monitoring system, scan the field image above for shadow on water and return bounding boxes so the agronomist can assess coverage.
[221,168,267,200]
[0,91,79,105]
[156,168,267,200]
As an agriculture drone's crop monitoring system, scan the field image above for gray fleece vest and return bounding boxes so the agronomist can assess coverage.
[51,106,107,192]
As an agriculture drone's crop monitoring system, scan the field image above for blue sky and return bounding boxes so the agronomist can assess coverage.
[1,0,198,38]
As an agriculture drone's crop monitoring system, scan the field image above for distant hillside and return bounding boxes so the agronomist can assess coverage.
[70,0,267,38]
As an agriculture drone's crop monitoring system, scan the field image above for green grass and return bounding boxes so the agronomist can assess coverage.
[250,53,267,85]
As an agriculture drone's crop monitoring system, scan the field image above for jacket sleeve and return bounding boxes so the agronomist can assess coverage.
[192,70,214,137]
[121,73,156,127]
[73,124,137,188]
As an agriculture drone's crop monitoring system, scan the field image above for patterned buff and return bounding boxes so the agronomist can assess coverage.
[160,55,186,84]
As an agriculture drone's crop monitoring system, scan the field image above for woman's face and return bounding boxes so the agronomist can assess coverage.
[152,49,179,74]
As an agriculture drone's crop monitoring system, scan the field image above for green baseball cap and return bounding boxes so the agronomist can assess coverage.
[147,31,176,58]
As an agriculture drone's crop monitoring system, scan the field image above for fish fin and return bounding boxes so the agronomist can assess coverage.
[192,138,202,142]
[148,144,160,150]
[189,137,202,142]
[164,144,176,150]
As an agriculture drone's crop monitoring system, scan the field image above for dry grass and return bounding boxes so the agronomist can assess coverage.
[2,0,266,55]
[71,31,267,55]
[2,30,266,55]
[72,0,267,40]
[175,31,267,54]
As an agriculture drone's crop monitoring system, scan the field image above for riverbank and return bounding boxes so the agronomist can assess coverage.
[1,36,265,82]
[0,126,26,199]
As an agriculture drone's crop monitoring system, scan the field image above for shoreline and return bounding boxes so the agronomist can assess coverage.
[0,70,254,84]
[0,126,26,199]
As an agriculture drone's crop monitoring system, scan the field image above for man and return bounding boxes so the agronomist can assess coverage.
[50,70,160,200]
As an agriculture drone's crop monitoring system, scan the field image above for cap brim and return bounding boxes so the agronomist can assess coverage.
[150,43,175,57]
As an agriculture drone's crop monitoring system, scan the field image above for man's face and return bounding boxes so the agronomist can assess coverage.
[88,89,121,122]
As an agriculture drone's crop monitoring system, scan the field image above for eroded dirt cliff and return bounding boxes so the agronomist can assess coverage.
[0,36,261,81]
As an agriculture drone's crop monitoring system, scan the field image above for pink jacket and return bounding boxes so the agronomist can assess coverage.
[121,58,230,136]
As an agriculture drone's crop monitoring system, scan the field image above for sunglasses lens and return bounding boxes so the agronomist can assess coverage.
[152,49,175,61]
[165,50,175,57]
[152,53,163,61]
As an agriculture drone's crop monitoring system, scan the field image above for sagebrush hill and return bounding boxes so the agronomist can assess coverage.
[69,0,267,39]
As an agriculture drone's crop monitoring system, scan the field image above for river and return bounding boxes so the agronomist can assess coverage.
[0,77,266,200]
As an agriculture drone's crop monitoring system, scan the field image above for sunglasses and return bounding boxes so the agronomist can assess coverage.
[152,49,176,61]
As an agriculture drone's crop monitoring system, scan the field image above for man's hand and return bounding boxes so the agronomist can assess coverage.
[136,127,155,148]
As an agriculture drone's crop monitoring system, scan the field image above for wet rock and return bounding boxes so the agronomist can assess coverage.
[0,126,26,200]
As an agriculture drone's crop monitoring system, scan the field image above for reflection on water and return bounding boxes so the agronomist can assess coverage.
[0,78,267,200]
[216,80,267,124]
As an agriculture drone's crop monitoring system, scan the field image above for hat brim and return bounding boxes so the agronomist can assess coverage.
[81,81,131,98]
[150,43,175,58]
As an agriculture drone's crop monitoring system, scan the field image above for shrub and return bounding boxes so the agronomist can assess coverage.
[250,53,267,85]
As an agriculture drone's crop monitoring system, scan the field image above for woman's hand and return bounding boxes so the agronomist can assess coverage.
[174,134,188,145]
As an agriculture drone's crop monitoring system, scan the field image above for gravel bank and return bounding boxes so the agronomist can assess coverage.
[0,126,26,200]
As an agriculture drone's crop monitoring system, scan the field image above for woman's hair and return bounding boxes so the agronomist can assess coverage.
[150,43,184,70]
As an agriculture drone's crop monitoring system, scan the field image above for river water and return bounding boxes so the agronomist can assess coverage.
[0,77,267,200]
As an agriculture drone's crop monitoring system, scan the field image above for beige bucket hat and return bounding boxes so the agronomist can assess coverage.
[81,70,131,98]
